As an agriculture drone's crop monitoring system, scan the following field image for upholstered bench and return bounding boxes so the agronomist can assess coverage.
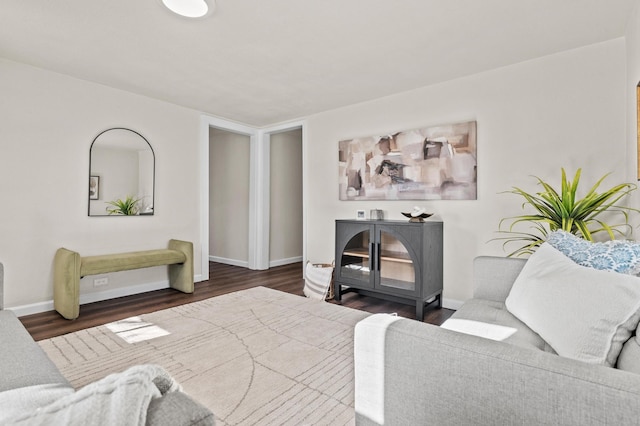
[54,239,194,320]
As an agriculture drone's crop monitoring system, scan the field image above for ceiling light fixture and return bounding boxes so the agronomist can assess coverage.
[161,0,213,18]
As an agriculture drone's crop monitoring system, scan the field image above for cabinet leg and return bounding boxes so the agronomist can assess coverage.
[334,283,342,304]
[416,301,424,321]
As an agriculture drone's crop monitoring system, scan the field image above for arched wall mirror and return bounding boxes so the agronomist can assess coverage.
[88,128,155,216]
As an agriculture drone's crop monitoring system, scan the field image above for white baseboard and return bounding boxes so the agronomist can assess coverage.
[269,256,303,267]
[8,275,461,317]
[209,256,249,268]
[9,274,204,318]
[208,256,301,269]
[9,300,56,317]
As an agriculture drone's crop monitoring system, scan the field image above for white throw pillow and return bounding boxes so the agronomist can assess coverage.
[505,243,640,367]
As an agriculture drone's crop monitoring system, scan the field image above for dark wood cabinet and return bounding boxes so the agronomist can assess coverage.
[334,219,443,321]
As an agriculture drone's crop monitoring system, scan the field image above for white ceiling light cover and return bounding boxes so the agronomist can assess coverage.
[161,0,211,18]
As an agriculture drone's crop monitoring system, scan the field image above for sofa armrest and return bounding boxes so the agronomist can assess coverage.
[472,256,526,302]
[0,311,71,392]
[355,314,640,425]
[146,391,215,426]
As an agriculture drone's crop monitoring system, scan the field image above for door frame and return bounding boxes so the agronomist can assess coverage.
[199,115,306,278]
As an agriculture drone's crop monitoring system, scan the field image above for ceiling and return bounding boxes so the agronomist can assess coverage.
[0,0,636,127]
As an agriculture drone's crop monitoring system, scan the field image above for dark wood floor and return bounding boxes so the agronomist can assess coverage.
[20,262,454,341]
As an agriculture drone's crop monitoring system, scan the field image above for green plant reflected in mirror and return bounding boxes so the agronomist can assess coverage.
[106,195,143,215]
[88,128,155,216]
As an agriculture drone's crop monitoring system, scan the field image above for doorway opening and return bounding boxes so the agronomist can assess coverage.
[199,116,305,280]
[209,127,251,267]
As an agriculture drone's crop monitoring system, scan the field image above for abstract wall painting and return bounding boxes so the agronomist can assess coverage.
[338,121,477,201]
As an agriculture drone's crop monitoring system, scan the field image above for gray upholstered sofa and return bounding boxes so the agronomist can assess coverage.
[354,256,640,425]
[0,263,214,425]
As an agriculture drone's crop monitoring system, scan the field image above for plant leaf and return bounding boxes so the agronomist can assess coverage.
[492,169,638,256]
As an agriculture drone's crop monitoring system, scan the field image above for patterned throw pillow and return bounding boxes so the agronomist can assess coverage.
[546,230,640,275]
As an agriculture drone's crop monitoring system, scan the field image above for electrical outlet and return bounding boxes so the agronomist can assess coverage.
[94,277,109,287]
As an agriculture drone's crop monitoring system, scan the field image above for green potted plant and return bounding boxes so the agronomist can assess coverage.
[495,168,638,257]
[106,195,142,216]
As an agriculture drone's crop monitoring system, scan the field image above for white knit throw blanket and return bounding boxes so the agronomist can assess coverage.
[0,364,180,426]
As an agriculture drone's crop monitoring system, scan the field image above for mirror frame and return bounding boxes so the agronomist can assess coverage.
[88,127,156,216]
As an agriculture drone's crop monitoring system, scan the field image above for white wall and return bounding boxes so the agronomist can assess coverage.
[0,58,203,313]
[269,128,303,265]
[209,128,250,266]
[305,39,628,307]
[0,30,633,314]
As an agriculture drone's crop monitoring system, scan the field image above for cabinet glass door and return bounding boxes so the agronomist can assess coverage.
[339,230,371,284]
[378,231,416,292]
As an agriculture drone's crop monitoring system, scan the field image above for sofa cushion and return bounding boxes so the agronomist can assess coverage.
[441,318,517,341]
[472,256,526,303]
[146,391,216,426]
[546,230,640,275]
[450,299,555,353]
[506,243,640,367]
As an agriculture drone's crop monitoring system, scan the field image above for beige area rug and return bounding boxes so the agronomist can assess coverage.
[38,287,371,425]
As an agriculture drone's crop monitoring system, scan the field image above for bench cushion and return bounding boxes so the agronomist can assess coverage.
[80,249,186,276]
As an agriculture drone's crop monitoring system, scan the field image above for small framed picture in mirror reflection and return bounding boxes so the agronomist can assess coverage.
[89,176,100,200]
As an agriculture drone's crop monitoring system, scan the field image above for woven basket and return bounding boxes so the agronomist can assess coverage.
[313,262,335,300]
[303,261,335,301]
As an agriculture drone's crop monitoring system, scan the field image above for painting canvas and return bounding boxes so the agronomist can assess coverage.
[339,121,477,200]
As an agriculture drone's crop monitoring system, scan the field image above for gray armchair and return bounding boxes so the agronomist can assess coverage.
[354,256,640,425]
